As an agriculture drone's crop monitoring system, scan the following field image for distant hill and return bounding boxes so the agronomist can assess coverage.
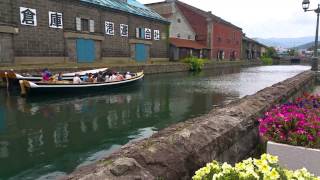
[294,41,314,50]
[254,36,314,48]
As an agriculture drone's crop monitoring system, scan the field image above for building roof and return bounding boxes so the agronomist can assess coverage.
[146,1,242,30]
[243,36,268,48]
[170,38,209,49]
[79,0,168,23]
[175,1,242,30]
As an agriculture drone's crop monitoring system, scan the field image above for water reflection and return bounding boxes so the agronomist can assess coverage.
[0,65,310,179]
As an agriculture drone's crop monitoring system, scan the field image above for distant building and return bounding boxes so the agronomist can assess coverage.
[147,0,243,61]
[242,36,268,60]
[0,0,170,64]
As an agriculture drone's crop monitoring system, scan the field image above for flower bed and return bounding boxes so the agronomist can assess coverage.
[192,154,319,180]
[259,94,320,149]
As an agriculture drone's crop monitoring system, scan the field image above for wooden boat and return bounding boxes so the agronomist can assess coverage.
[19,71,144,96]
[0,67,108,81]
[0,67,109,89]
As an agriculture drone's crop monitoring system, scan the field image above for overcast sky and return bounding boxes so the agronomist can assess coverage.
[140,0,318,39]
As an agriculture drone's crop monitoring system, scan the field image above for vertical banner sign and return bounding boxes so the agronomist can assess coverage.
[49,11,63,29]
[154,30,160,40]
[145,28,151,40]
[120,24,128,37]
[105,21,115,35]
[20,7,37,26]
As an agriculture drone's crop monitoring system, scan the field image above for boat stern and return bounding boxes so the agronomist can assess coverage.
[19,80,35,96]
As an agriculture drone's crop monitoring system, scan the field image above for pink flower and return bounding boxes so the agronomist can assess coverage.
[258,94,320,148]
[307,134,315,142]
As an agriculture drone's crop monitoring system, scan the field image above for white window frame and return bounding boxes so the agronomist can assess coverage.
[76,17,81,31]
[89,20,95,33]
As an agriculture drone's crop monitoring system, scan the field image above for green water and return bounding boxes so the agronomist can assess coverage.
[0,65,310,179]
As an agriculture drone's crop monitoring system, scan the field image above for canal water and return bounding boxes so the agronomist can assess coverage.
[0,65,310,179]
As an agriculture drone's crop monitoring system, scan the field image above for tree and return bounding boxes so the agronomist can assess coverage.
[288,49,297,56]
[265,47,277,58]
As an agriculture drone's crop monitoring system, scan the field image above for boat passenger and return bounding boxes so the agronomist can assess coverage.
[73,73,82,84]
[109,73,117,81]
[105,75,110,82]
[125,72,132,79]
[97,71,105,82]
[88,73,95,83]
[116,72,125,81]
[82,73,89,82]
[57,72,63,81]
[42,68,52,81]
[106,69,113,76]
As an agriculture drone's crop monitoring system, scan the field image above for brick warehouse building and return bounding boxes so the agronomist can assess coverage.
[0,0,169,65]
[147,0,243,61]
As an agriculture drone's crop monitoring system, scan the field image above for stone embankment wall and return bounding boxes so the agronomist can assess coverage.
[4,61,260,75]
[64,70,315,180]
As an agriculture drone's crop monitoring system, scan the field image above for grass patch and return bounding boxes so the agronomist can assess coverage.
[183,56,207,72]
[261,57,273,65]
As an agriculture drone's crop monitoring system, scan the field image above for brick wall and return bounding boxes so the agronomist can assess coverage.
[0,34,13,63]
[0,0,14,26]
[5,0,168,61]
[212,22,242,60]
[13,0,66,57]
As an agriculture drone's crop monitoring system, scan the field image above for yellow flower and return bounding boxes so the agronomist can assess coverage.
[221,162,233,173]
[261,154,268,161]
[267,168,280,180]
[235,162,246,172]
[212,172,223,180]
[243,157,253,165]
[259,163,271,174]
[268,155,278,164]
[284,169,294,179]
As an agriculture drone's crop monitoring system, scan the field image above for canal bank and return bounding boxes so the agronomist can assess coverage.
[64,69,315,180]
[0,60,261,75]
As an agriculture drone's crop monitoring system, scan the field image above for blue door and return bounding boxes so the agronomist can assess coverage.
[135,44,147,62]
[76,39,95,63]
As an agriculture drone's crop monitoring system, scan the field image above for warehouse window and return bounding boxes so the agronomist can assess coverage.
[81,19,89,32]
[136,27,145,39]
[76,17,94,32]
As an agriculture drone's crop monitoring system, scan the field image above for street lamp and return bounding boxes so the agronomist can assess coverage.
[302,0,320,71]
[302,0,310,11]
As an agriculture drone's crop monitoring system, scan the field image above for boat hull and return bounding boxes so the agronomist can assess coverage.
[22,72,144,96]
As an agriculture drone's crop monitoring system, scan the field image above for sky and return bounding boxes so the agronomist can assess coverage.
[139,0,319,39]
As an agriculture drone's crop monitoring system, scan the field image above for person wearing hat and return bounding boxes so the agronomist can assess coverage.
[73,73,82,84]
[125,72,132,79]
